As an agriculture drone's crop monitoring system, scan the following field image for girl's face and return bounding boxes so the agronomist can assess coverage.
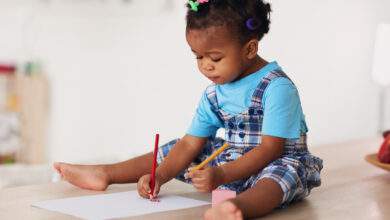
[186,26,250,84]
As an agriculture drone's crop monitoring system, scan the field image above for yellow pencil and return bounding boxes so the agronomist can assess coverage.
[190,142,229,172]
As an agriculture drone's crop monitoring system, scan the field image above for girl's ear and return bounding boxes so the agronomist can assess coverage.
[244,39,259,59]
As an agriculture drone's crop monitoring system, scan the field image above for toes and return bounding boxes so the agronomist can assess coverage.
[235,210,243,220]
[222,201,237,212]
[203,202,242,220]
[204,209,212,220]
[53,162,61,172]
[53,162,67,176]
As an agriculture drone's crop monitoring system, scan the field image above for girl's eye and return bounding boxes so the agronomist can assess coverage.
[196,56,202,60]
[211,57,222,62]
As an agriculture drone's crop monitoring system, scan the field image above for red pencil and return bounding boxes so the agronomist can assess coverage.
[149,133,159,199]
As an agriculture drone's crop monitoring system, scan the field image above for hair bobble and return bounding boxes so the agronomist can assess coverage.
[188,0,209,12]
[188,1,199,11]
[246,18,261,31]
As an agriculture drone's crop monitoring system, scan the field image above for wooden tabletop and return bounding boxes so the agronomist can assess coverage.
[1,137,389,220]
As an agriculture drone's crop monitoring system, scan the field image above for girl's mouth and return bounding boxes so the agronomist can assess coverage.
[209,76,220,81]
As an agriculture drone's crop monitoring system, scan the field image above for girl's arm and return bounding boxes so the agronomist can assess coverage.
[156,134,208,184]
[217,135,285,185]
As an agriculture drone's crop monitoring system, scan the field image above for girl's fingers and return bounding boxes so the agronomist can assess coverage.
[137,176,152,199]
[191,176,205,183]
[198,189,209,193]
[140,175,151,193]
[152,187,159,197]
[192,182,204,189]
[186,167,209,179]
[143,181,151,194]
[137,181,145,197]
[189,170,203,178]
[53,163,60,172]
[193,182,209,193]
[142,186,150,198]
[152,182,160,197]
[53,162,63,175]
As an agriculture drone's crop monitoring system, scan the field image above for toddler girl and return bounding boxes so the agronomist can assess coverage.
[54,1,323,219]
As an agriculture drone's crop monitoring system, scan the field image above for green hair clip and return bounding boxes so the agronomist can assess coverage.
[188,0,200,12]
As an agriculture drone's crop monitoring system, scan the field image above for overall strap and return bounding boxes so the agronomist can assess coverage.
[205,83,219,111]
[205,83,231,120]
[251,69,291,109]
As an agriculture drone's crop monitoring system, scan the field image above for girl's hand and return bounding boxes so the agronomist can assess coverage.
[186,166,224,192]
[137,174,161,199]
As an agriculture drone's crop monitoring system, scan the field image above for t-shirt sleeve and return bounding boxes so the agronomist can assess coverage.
[187,91,224,137]
[261,78,303,139]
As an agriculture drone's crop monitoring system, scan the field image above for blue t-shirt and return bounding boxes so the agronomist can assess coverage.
[187,61,308,139]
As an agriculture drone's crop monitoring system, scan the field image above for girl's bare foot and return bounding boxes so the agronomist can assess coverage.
[53,162,110,191]
[204,200,243,220]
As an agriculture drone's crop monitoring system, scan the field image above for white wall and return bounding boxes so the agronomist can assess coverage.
[0,0,389,163]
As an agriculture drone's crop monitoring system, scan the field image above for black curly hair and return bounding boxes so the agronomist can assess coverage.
[186,0,271,44]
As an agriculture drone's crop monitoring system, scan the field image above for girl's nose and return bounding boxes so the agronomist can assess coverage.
[202,62,214,72]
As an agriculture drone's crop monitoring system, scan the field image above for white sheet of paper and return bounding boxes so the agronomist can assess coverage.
[32,190,210,219]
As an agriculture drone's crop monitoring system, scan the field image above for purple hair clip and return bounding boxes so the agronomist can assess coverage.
[246,18,259,31]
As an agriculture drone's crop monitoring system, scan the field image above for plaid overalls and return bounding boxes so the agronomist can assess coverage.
[157,70,323,206]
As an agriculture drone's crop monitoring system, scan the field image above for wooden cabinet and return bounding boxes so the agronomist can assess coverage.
[16,75,49,164]
[0,75,49,164]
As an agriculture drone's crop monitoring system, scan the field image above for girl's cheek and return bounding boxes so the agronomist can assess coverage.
[197,62,203,72]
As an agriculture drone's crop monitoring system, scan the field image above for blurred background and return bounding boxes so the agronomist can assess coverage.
[0,0,389,188]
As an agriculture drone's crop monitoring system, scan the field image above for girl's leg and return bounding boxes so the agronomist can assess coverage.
[204,178,283,220]
[54,152,153,191]
[54,137,223,191]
